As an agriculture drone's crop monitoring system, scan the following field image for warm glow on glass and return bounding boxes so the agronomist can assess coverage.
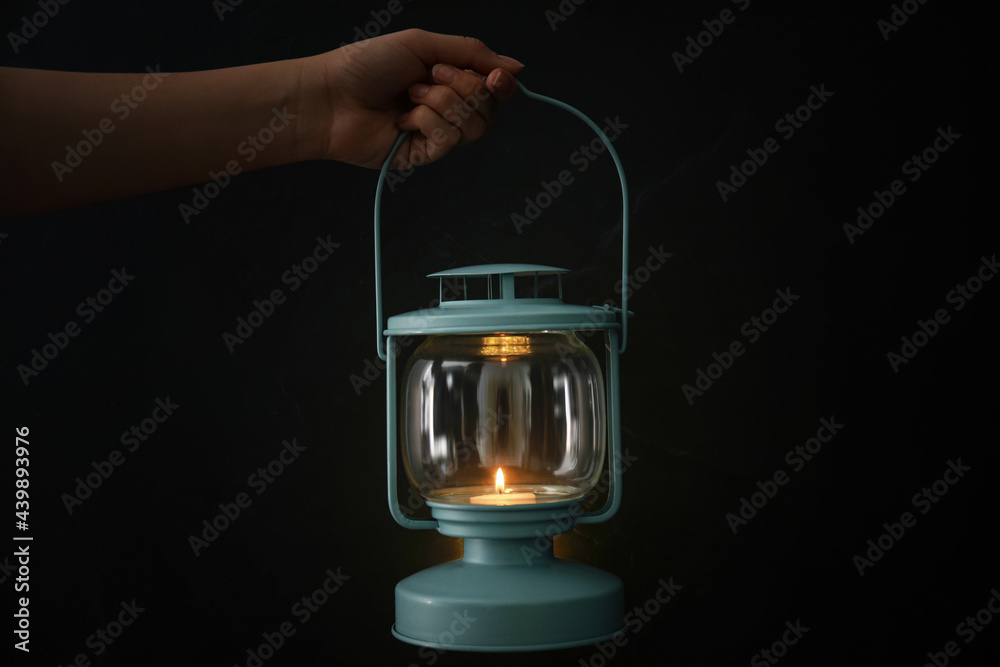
[402,331,606,505]
[479,335,532,360]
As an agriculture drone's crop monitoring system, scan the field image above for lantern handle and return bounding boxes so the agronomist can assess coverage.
[374,79,630,360]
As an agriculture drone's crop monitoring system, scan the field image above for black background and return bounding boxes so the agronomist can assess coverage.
[2,1,999,665]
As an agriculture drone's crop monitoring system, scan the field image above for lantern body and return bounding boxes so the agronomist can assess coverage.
[402,331,606,505]
[373,75,632,653]
[381,266,627,650]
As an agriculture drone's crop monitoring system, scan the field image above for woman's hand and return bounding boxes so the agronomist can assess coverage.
[303,29,523,169]
[0,29,523,216]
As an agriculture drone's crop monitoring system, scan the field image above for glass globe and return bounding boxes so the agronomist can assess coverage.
[401,331,606,505]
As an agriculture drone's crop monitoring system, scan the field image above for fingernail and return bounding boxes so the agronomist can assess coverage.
[498,55,524,68]
[432,64,457,84]
[489,70,507,91]
[410,83,429,98]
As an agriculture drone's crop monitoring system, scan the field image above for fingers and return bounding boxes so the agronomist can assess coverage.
[398,63,513,165]
[389,30,525,168]
[487,68,518,103]
[395,104,461,168]
[423,64,496,131]
[397,30,523,132]
[396,29,524,78]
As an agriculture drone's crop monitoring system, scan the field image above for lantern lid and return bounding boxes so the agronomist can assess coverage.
[385,263,621,336]
[427,263,567,277]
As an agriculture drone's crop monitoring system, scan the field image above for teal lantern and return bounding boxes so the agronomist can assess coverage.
[374,81,630,651]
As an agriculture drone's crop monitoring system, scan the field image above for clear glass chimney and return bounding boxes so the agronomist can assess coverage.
[401,331,606,505]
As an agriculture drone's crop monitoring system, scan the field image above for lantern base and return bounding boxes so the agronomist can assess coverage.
[393,536,624,652]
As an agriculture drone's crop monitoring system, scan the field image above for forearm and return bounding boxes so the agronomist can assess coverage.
[0,29,523,217]
[0,59,322,216]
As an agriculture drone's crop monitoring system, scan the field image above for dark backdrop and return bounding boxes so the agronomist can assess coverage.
[2,1,998,665]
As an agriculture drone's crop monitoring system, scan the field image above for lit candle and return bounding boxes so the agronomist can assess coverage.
[469,468,537,505]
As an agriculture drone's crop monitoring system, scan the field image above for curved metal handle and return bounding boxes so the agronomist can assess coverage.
[374,79,631,358]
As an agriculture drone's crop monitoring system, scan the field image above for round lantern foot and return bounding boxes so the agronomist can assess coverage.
[392,536,624,652]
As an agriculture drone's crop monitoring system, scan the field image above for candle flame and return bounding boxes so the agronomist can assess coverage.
[495,468,504,494]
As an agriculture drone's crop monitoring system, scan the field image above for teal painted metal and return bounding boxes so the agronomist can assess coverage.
[427,263,567,277]
[388,261,619,334]
[384,334,438,531]
[374,78,630,359]
[426,498,586,539]
[393,503,625,650]
[392,538,625,651]
[578,328,623,524]
[373,129,407,363]
[384,328,623,532]
[514,80,630,353]
[386,302,618,335]
[376,79,632,651]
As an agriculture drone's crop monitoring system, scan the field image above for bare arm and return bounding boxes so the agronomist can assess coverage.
[0,29,523,216]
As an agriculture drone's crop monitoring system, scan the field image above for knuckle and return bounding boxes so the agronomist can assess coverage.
[461,35,487,52]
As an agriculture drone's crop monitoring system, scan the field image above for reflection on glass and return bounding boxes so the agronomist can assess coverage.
[402,332,606,505]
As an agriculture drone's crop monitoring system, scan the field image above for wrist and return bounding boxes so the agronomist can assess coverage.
[290,54,337,163]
